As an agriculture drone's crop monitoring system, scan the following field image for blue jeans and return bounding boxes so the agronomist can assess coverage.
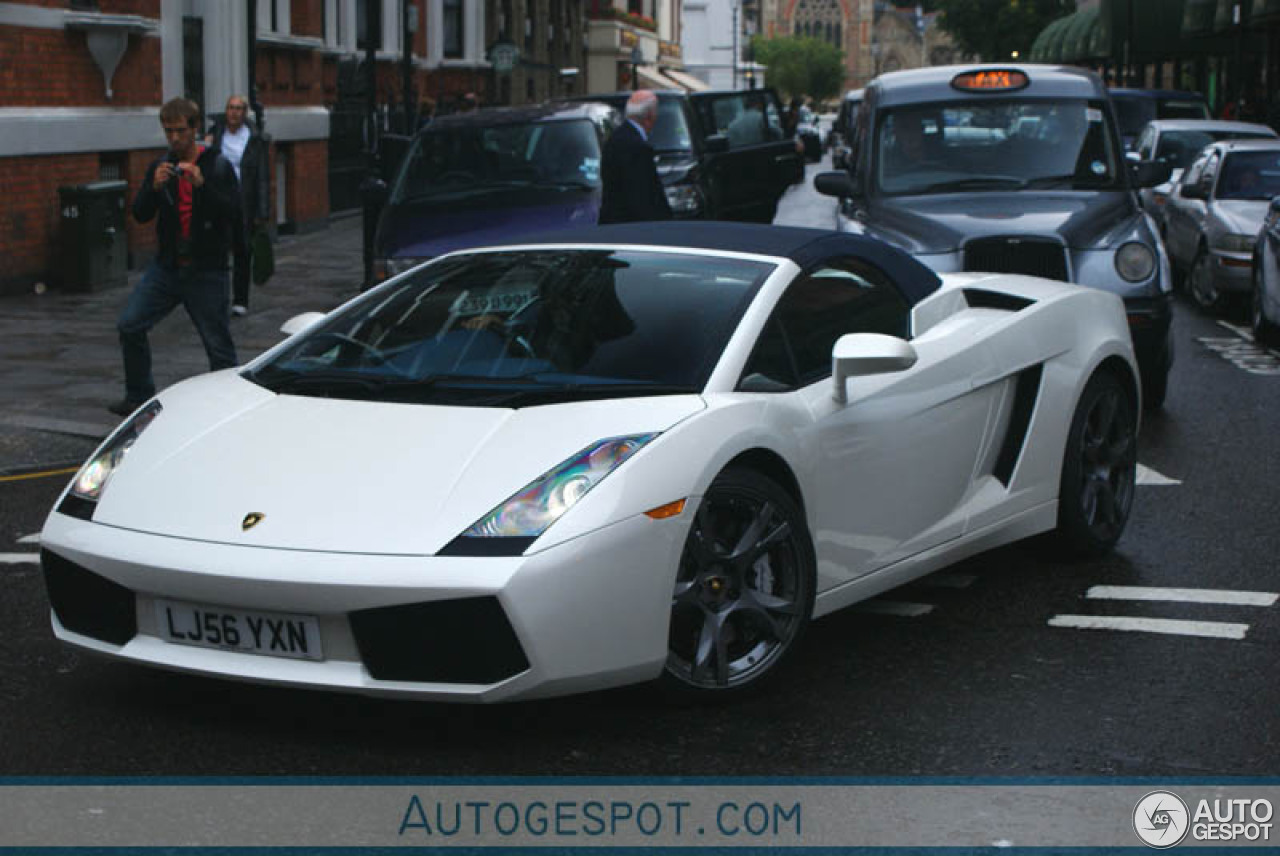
[117,262,237,402]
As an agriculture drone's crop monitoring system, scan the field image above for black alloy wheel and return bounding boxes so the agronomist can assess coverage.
[1055,371,1138,558]
[1251,264,1280,347]
[664,467,814,698]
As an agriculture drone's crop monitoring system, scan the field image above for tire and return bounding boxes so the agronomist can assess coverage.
[1054,371,1138,558]
[1251,263,1280,347]
[662,467,815,700]
[1188,245,1222,313]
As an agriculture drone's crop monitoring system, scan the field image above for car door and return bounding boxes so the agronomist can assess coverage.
[738,259,1000,591]
[1165,148,1212,264]
[689,89,801,222]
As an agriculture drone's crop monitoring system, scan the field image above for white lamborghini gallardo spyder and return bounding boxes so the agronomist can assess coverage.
[41,223,1140,701]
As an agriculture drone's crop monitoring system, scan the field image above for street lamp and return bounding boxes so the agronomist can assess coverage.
[630,45,642,91]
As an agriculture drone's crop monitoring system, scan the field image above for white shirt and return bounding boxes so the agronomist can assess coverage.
[220,124,251,180]
[626,118,649,142]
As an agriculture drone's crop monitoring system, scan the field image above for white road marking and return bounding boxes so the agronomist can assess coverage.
[1086,586,1278,607]
[1198,329,1280,374]
[0,553,40,565]
[855,600,934,617]
[1136,464,1180,486]
[1048,615,1249,640]
[18,533,41,544]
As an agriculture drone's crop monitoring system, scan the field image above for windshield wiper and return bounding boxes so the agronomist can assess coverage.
[918,177,1027,193]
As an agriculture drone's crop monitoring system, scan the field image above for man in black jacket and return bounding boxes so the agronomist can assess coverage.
[598,89,673,224]
[207,93,270,316]
[111,97,239,416]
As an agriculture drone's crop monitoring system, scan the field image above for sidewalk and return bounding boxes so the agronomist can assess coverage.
[0,214,365,468]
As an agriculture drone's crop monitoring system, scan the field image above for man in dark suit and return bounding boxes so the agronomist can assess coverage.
[598,89,673,224]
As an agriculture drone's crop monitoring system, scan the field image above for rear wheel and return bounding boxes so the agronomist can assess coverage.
[662,468,814,700]
[1188,246,1222,313]
[1055,371,1137,558]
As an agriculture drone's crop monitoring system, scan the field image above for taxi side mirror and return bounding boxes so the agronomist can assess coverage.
[815,170,856,199]
[1130,160,1172,189]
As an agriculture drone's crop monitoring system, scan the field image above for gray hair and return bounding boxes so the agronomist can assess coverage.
[625,90,659,122]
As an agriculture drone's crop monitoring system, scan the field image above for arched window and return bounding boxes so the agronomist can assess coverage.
[791,0,843,48]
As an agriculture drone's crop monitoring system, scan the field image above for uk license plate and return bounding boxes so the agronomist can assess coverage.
[155,599,323,661]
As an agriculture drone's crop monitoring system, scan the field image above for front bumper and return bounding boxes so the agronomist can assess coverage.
[39,508,688,702]
[1209,249,1254,294]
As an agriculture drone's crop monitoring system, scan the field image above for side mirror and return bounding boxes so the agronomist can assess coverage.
[704,134,729,154]
[832,333,917,404]
[280,311,326,338]
[814,170,856,199]
[1129,160,1173,189]
[1179,179,1207,200]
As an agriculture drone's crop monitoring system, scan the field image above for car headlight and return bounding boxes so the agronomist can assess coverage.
[664,183,703,216]
[1115,241,1156,282]
[1217,233,1255,253]
[462,434,656,539]
[373,256,431,282]
[59,401,162,519]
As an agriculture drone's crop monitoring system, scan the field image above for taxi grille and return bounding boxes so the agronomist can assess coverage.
[41,549,137,645]
[964,237,1069,282]
[349,597,529,685]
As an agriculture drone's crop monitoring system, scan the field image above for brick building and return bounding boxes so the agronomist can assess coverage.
[0,0,587,297]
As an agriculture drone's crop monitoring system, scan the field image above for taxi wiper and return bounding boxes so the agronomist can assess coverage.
[919,176,1027,193]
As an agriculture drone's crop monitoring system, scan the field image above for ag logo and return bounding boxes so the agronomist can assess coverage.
[241,512,265,531]
[1134,791,1190,848]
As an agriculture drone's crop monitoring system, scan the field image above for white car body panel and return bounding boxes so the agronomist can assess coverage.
[41,241,1139,702]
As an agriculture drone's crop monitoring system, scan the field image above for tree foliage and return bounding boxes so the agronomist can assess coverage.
[937,0,1075,63]
[750,36,845,103]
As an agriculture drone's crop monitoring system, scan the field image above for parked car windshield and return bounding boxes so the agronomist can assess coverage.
[1156,129,1276,170]
[389,118,601,204]
[874,99,1122,196]
[247,250,771,406]
[1216,151,1280,201]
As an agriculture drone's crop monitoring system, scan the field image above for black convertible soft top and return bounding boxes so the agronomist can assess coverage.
[491,222,943,305]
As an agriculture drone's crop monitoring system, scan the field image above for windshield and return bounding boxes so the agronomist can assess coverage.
[651,97,694,152]
[1216,150,1280,201]
[1157,130,1276,170]
[874,99,1121,196]
[247,250,772,406]
[389,118,601,203]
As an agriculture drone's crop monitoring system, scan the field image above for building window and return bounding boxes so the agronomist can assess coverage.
[792,0,842,48]
[258,0,291,35]
[357,0,383,50]
[444,0,464,58]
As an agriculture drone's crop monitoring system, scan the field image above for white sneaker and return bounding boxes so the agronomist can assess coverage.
[231,304,248,317]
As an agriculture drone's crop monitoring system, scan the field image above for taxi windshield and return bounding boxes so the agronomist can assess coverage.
[390,118,602,203]
[874,98,1122,196]
[247,249,771,406]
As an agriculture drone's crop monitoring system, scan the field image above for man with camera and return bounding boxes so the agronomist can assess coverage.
[111,97,240,417]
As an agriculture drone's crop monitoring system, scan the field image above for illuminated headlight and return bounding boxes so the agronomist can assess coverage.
[663,183,703,216]
[69,401,162,503]
[1217,233,1255,253]
[463,435,656,538]
[1115,241,1156,282]
[373,256,431,282]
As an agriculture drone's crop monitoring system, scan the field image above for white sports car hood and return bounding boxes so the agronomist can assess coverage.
[91,374,703,554]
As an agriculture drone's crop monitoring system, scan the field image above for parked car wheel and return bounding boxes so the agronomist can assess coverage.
[1252,264,1280,347]
[1055,371,1138,558]
[662,467,815,699]
[1188,246,1222,312]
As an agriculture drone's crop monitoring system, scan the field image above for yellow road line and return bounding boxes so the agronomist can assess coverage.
[0,466,79,484]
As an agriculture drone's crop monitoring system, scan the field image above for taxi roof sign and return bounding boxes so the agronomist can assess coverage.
[951,69,1030,93]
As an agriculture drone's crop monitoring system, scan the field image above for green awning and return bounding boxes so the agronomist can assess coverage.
[1062,6,1104,61]
[1182,0,1218,34]
[1251,0,1280,21]
[1030,14,1073,62]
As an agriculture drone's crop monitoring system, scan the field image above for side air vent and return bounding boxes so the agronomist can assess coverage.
[963,289,1035,312]
[993,364,1044,486]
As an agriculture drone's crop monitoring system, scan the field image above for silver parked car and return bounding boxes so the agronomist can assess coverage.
[1163,139,1280,312]
[1130,119,1277,225]
[1250,196,1280,345]
[815,64,1174,408]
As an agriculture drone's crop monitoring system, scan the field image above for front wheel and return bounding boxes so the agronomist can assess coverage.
[1054,372,1138,558]
[662,468,814,699]
[1188,246,1222,313]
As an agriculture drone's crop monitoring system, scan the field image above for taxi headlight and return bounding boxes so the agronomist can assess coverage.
[70,400,162,503]
[1115,241,1156,282]
[462,434,656,538]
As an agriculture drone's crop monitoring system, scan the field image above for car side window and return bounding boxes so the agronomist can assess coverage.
[1201,151,1221,196]
[738,259,911,390]
[697,93,784,149]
